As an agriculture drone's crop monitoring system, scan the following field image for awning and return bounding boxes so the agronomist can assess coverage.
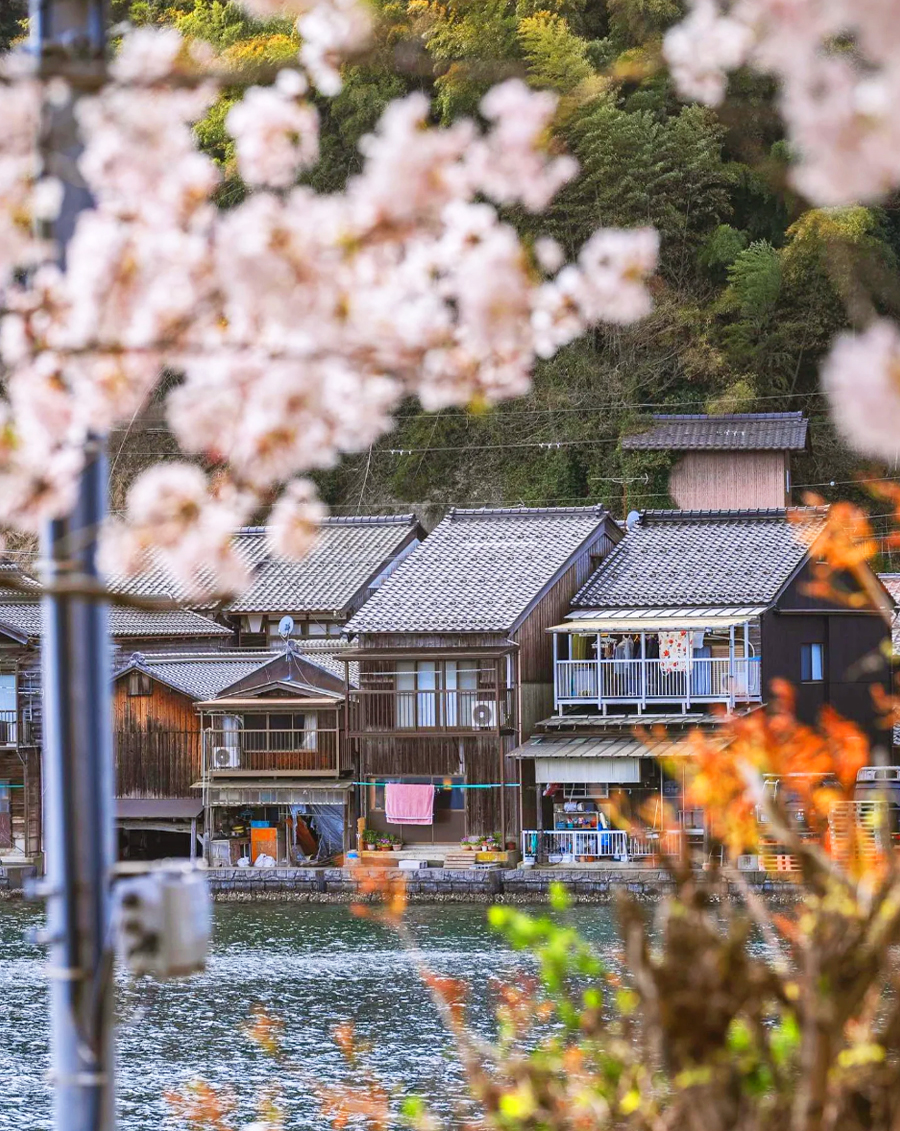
[202,779,353,806]
[550,606,768,633]
[514,734,687,785]
[115,799,203,820]
[512,734,682,760]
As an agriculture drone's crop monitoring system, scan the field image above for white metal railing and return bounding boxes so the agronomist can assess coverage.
[554,657,762,708]
[521,829,629,861]
[628,830,686,858]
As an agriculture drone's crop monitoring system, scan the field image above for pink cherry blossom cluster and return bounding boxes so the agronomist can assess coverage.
[664,0,900,467]
[664,0,900,207]
[0,19,658,597]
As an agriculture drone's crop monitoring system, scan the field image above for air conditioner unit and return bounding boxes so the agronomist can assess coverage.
[212,746,239,770]
[470,701,497,728]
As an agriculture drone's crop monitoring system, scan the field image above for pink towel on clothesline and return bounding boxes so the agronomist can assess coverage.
[385,782,435,825]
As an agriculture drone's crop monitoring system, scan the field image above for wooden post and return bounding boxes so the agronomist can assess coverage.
[496,658,506,843]
[552,630,559,711]
[190,817,198,861]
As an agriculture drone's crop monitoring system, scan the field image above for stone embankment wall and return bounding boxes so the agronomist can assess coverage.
[207,867,800,903]
[0,864,38,896]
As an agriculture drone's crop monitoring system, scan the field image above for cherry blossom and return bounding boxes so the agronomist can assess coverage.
[0,18,659,594]
[821,320,900,465]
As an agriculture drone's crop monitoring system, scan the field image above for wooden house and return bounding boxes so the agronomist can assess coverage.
[621,412,809,510]
[225,515,423,647]
[113,644,357,861]
[0,596,232,863]
[517,508,894,862]
[343,506,622,851]
[113,650,278,858]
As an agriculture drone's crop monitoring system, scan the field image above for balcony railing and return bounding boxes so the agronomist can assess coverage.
[522,829,630,861]
[554,656,762,711]
[0,710,17,746]
[349,688,514,735]
[202,726,342,776]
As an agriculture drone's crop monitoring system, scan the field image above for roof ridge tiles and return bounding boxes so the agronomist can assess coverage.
[647,411,803,422]
[448,504,607,519]
[640,506,826,523]
[235,515,415,536]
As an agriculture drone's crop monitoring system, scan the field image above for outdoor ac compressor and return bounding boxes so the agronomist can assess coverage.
[115,863,211,979]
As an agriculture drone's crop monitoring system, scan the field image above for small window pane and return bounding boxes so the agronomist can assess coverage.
[801,643,824,682]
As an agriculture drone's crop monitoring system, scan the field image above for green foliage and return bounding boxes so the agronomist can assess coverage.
[0,0,26,50]
[517,12,593,92]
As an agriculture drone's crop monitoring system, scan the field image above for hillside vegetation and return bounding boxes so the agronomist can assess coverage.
[52,2,900,524]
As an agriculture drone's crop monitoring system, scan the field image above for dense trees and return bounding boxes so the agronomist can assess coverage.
[111,0,900,518]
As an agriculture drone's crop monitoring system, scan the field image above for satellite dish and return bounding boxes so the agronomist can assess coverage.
[625,510,641,532]
[278,615,295,639]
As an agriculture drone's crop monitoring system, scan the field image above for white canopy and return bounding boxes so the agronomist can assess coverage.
[549,606,767,633]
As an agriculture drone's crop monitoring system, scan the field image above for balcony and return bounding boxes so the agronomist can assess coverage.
[349,687,514,736]
[0,710,19,746]
[554,656,762,713]
[201,722,342,777]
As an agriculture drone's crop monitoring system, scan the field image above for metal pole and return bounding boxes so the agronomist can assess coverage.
[31,3,114,1130]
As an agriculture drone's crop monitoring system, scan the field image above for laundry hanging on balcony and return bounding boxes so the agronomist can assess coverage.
[385,782,435,825]
[658,630,692,674]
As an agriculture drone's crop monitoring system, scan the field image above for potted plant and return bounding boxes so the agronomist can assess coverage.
[461,836,479,851]
[377,835,393,851]
[389,834,403,852]
[361,829,378,851]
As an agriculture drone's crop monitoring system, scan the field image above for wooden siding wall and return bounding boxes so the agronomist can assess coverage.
[670,451,789,511]
[362,733,516,838]
[114,678,202,799]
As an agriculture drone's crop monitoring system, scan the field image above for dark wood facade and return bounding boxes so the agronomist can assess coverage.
[348,522,620,843]
[761,561,892,749]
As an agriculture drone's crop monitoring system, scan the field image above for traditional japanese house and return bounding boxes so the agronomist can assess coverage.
[197,644,357,865]
[343,506,622,851]
[0,596,232,863]
[621,412,809,509]
[516,508,894,863]
[113,650,277,858]
[226,515,423,647]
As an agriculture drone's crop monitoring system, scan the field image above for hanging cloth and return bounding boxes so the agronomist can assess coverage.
[613,635,633,676]
[385,782,435,825]
[658,630,692,674]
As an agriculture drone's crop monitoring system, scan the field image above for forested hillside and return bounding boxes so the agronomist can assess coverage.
[17,0,900,528]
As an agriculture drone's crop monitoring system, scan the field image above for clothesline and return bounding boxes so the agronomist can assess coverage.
[351,781,521,789]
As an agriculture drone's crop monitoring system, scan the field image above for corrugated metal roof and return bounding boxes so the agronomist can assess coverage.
[116,799,203,819]
[553,605,768,631]
[347,506,612,634]
[511,734,681,759]
[621,412,808,452]
[573,509,824,609]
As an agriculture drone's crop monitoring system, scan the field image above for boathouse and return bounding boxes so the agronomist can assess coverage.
[516,507,894,863]
[343,506,622,852]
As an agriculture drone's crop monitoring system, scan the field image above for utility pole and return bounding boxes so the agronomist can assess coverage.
[30,2,115,1130]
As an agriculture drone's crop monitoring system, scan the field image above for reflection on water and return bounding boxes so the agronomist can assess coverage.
[0,900,622,1130]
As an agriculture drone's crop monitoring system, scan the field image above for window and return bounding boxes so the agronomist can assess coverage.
[800,643,825,682]
[395,660,480,727]
[127,671,152,697]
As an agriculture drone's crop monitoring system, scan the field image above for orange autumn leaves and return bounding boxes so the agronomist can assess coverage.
[671,680,870,860]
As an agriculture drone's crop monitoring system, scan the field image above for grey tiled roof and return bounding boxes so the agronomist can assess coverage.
[117,651,278,700]
[878,574,900,607]
[572,509,824,609]
[347,506,612,634]
[0,601,230,641]
[105,515,418,616]
[227,516,419,615]
[621,412,808,452]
